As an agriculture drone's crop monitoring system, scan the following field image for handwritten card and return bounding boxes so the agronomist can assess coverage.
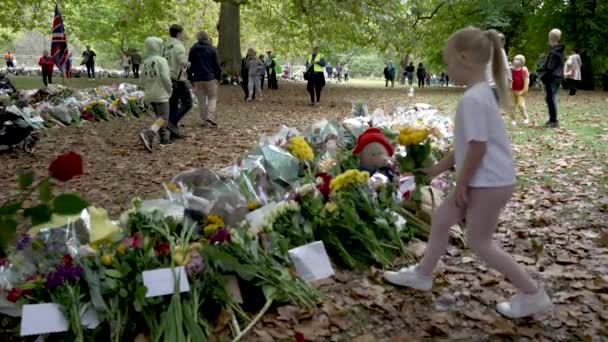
[142,266,190,298]
[288,241,335,282]
[21,303,68,336]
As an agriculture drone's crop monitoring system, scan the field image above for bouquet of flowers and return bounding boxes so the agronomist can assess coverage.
[81,100,109,121]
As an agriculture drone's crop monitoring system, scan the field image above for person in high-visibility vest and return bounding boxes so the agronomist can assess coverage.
[305,46,327,106]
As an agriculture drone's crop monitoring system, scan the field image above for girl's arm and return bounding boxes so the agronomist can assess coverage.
[423,151,454,177]
[523,67,530,93]
[454,142,486,207]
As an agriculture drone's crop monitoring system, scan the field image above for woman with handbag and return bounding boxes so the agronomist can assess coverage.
[306,46,326,106]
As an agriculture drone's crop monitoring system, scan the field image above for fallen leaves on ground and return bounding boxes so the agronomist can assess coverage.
[2,84,607,340]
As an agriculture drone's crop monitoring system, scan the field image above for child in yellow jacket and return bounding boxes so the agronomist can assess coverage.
[510,55,530,126]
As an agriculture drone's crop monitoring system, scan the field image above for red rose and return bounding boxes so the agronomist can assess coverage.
[62,254,73,265]
[6,288,23,303]
[209,228,231,244]
[315,173,332,202]
[48,152,83,182]
[155,242,170,256]
[294,331,305,342]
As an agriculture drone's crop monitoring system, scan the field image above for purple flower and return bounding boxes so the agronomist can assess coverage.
[186,251,204,276]
[209,228,231,244]
[45,262,83,289]
[16,234,31,250]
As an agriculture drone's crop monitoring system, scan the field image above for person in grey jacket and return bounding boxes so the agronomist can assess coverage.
[246,48,264,101]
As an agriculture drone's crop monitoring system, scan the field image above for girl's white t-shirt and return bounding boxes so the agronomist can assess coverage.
[454,82,516,187]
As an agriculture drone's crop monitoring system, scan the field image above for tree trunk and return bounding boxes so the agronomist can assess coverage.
[217,1,241,79]
[398,53,410,84]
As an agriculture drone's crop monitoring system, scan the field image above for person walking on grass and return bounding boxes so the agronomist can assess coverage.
[131,50,142,78]
[4,51,14,68]
[188,30,221,128]
[564,48,582,96]
[383,26,552,320]
[417,62,426,88]
[405,62,415,86]
[259,54,266,90]
[268,52,281,90]
[81,45,97,81]
[306,46,326,106]
[384,62,396,87]
[510,54,530,126]
[246,48,264,102]
[138,37,173,152]
[38,50,54,87]
[538,29,564,128]
[165,24,193,139]
[121,52,131,78]
[240,54,253,100]
[344,64,350,82]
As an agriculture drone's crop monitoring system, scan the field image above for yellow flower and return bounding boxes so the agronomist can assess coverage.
[324,202,338,213]
[101,254,113,266]
[247,202,261,211]
[116,244,127,255]
[398,127,429,146]
[203,214,225,236]
[287,136,314,161]
[166,182,180,193]
[329,170,370,192]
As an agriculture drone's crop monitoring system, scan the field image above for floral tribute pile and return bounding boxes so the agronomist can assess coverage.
[0,83,149,129]
[0,102,454,341]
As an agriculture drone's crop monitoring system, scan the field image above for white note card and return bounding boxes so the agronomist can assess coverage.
[288,241,335,282]
[21,303,69,336]
[142,266,190,298]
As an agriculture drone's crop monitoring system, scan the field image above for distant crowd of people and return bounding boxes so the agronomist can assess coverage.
[384,61,450,88]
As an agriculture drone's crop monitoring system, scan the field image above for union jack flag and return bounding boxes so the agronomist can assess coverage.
[51,4,70,78]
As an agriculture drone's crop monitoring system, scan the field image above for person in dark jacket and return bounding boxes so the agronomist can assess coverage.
[240,55,254,100]
[188,30,221,128]
[259,54,266,90]
[416,63,426,88]
[539,29,565,128]
[405,62,415,86]
[131,50,142,78]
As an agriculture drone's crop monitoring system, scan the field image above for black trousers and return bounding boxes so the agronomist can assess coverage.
[307,72,325,103]
[260,74,265,90]
[418,77,425,87]
[132,64,140,78]
[269,71,278,89]
[42,70,52,86]
[168,80,193,129]
[567,79,579,96]
[86,64,95,79]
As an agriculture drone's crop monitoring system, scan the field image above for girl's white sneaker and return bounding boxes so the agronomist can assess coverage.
[383,265,433,291]
[496,288,552,319]
[523,119,530,125]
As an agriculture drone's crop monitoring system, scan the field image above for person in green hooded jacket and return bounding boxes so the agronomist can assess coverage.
[139,37,173,152]
[267,51,281,90]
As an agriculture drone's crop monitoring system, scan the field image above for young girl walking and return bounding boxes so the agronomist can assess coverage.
[510,55,530,126]
[384,27,552,319]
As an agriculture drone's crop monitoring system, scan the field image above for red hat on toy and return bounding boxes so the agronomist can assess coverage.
[352,128,394,156]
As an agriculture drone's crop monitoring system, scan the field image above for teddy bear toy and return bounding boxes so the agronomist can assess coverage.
[352,127,395,182]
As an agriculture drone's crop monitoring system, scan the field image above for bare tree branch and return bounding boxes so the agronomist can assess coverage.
[412,1,448,28]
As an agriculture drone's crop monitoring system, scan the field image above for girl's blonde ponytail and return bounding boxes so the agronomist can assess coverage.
[485,30,512,109]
